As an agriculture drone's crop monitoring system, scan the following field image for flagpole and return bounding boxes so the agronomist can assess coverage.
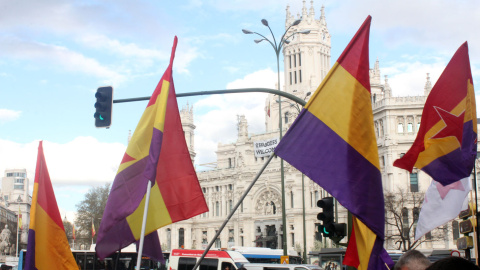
[16,204,19,257]
[135,180,152,270]
[473,163,479,265]
[192,154,275,270]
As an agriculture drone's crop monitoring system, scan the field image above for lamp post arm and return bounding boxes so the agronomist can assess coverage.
[265,24,278,51]
[253,32,276,51]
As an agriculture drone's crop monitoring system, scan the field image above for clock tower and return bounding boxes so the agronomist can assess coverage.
[265,0,331,132]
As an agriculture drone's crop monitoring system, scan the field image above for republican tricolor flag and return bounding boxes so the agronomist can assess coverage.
[394,42,477,240]
[92,220,96,238]
[96,36,208,261]
[24,141,77,270]
[275,16,392,270]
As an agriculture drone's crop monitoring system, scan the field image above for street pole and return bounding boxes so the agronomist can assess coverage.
[243,18,309,257]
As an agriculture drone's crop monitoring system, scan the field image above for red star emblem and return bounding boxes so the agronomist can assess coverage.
[430,106,464,144]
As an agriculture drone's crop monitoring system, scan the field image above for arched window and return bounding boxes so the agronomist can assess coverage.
[290,191,294,208]
[216,201,220,216]
[402,207,409,238]
[179,228,184,248]
[167,228,171,250]
[285,112,289,124]
[398,123,404,133]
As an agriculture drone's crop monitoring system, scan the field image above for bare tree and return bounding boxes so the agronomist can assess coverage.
[75,183,111,245]
[384,189,444,251]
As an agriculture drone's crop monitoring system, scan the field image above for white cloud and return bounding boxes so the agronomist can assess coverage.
[0,137,126,186]
[193,68,279,166]
[0,109,21,124]
[0,36,124,84]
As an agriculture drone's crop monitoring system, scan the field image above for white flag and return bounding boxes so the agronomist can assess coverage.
[415,177,470,240]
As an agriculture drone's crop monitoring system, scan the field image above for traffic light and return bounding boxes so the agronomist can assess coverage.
[94,86,113,128]
[317,197,334,237]
[317,197,347,242]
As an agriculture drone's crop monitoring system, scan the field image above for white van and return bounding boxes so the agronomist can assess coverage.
[242,263,323,270]
[169,249,250,270]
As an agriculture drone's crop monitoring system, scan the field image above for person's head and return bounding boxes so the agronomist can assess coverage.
[426,257,480,270]
[394,250,431,270]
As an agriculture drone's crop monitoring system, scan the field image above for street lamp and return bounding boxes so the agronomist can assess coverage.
[243,19,310,256]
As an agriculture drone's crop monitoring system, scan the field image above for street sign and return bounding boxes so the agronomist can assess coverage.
[459,202,476,219]
[281,256,289,264]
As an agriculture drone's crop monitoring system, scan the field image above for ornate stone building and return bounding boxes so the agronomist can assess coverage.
[158,1,462,253]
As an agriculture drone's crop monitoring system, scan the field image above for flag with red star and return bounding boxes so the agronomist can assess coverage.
[394,42,477,187]
[394,42,477,240]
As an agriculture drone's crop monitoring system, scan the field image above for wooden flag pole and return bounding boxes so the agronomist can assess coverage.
[192,154,275,270]
[136,180,153,270]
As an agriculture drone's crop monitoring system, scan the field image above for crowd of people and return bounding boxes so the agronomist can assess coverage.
[393,250,480,270]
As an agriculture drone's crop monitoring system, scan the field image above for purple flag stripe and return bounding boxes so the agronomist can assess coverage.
[25,229,37,270]
[144,128,164,182]
[276,109,384,238]
[368,237,394,269]
[96,219,136,259]
[422,120,476,186]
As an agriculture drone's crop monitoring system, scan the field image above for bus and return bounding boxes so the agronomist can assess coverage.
[17,246,169,270]
[231,247,302,264]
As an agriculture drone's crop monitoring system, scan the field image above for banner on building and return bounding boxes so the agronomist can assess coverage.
[254,138,279,158]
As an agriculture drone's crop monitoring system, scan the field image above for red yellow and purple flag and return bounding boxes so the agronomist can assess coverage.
[394,42,477,239]
[24,141,77,270]
[92,219,96,238]
[394,42,477,187]
[96,36,208,261]
[275,16,392,270]
[72,223,76,240]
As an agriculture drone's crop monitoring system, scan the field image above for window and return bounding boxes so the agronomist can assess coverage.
[167,228,172,250]
[178,257,196,270]
[402,207,409,238]
[228,158,232,168]
[410,173,419,192]
[290,191,294,208]
[285,112,289,124]
[294,71,297,84]
[298,53,301,66]
[417,122,421,131]
[216,201,220,216]
[228,184,233,190]
[228,229,234,242]
[452,220,459,240]
[229,200,233,213]
[179,228,185,248]
[199,259,218,270]
[289,55,292,68]
[425,232,432,240]
[290,72,292,85]
[215,230,221,248]
[216,186,219,192]
[314,191,319,203]
[291,233,295,247]
[413,207,420,223]
[407,123,413,132]
[398,123,404,133]
[299,70,302,83]
[294,54,296,67]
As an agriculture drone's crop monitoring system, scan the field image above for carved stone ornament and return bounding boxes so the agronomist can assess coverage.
[255,190,281,215]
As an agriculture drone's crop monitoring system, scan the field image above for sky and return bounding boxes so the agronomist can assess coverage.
[1,0,479,225]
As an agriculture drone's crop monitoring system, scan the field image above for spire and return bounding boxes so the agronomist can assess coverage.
[384,75,392,98]
[424,73,432,96]
[302,0,307,17]
[309,0,315,17]
[286,4,291,21]
[320,5,327,26]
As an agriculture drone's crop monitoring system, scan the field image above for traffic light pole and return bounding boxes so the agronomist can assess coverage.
[112,88,306,106]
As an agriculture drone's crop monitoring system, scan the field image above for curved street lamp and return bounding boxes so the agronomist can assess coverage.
[243,18,310,256]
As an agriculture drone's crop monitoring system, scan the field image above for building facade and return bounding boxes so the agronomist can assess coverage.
[0,168,30,252]
[158,1,462,254]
